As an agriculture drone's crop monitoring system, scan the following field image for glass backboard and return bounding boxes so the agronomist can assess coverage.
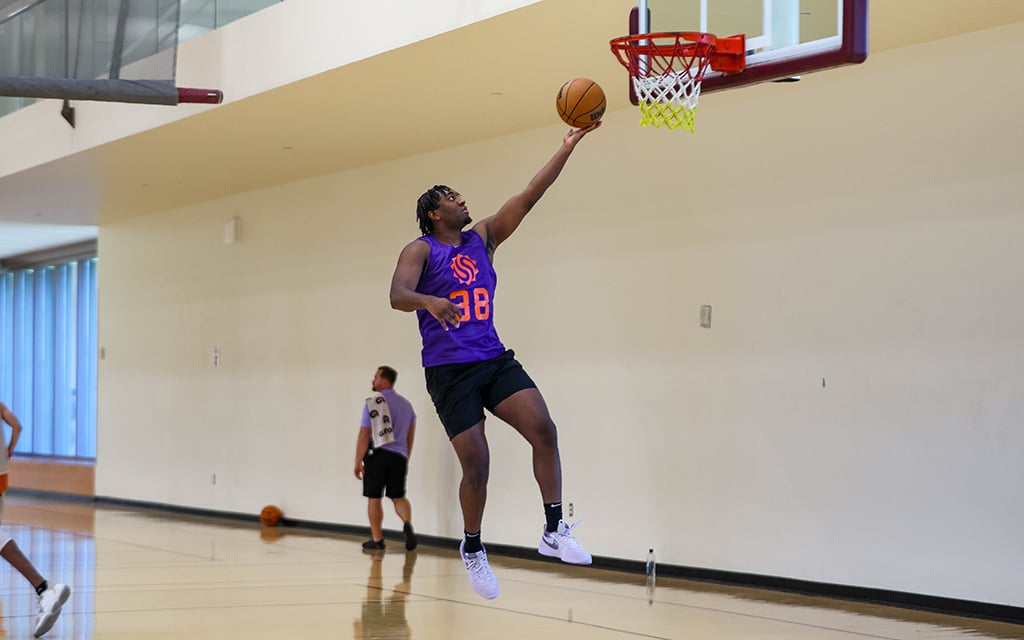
[628,0,867,96]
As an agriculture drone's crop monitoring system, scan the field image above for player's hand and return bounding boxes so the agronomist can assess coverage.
[353,462,364,479]
[425,296,462,331]
[564,120,602,147]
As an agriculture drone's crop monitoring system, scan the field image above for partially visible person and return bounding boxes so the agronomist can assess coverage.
[353,366,418,551]
[0,401,71,638]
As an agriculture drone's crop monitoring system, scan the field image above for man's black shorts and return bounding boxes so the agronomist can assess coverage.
[362,448,409,499]
[424,349,537,439]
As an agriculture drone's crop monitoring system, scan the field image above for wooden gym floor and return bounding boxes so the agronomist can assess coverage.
[1,493,1021,639]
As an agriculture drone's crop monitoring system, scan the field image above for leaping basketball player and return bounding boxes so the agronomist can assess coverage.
[389,122,602,599]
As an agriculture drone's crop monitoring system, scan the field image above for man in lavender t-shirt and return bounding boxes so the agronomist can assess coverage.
[353,366,417,551]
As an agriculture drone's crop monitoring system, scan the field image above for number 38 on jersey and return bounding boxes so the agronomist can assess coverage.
[450,288,491,322]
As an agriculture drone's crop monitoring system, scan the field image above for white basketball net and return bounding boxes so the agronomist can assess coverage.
[632,63,709,133]
[610,32,726,134]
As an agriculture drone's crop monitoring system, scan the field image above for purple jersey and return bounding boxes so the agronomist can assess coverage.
[416,231,506,367]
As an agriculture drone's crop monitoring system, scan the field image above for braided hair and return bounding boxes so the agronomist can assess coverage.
[415,185,452,236]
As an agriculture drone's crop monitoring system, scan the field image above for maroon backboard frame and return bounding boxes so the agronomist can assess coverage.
[626,0,868,104]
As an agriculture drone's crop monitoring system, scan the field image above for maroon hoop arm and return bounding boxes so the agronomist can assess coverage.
[177,87,224,104]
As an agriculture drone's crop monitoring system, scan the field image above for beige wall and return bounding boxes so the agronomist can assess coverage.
[96,22,1024,608]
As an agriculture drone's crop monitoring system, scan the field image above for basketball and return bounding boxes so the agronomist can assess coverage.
[556,77,606,128]
[260,504,283,527]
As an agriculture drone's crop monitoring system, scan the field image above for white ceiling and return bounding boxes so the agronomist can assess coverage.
[2,0,1024,259]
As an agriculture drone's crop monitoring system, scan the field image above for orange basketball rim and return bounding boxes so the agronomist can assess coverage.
[610,31,745,133]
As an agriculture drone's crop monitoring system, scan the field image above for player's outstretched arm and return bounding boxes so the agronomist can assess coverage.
[390,240,463,331]
[476,121,601,251]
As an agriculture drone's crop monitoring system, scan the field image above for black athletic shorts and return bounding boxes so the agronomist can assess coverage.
[362,448,409,499]
[424,349,537,439]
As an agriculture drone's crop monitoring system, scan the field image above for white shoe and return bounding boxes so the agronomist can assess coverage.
[34,582,70,638]
[460,539,499,599]
[538,520,592,565]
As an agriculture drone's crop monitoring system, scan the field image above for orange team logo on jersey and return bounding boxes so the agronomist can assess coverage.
[449,254,479,286]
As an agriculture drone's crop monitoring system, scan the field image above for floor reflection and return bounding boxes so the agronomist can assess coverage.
[354,550,414,640]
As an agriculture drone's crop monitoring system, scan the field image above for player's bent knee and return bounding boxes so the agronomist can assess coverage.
[462,466,489,489]
[527,420,559,449]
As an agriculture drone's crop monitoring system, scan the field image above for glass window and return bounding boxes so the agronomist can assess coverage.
[0,257,97,459]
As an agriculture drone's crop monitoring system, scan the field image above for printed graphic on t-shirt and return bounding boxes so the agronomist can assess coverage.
[366,393,396,448]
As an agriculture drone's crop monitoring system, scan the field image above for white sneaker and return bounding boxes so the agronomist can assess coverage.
[538,520,592,565]
[34,582,71,638]
[459,539,499,599]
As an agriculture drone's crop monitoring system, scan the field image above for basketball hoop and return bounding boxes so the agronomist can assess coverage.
[610,32,745,133]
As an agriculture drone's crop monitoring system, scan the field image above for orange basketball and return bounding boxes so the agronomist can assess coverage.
[260,504,283,527]
[556,77,606,128]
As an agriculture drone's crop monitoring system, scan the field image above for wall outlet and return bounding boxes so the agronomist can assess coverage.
[700,305,712,328]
